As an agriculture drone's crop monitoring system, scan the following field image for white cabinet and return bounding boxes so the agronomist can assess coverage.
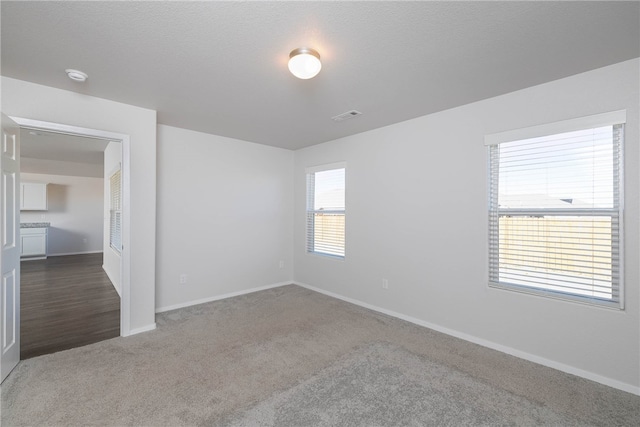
[21,183,48,211]
[21,227,47,258]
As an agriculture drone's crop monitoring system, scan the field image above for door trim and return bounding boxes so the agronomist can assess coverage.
[10,117,132,336]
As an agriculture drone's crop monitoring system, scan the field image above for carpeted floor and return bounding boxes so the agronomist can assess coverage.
[1,285,639,426]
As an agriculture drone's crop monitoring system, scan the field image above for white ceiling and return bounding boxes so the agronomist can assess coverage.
[19,129,110,178]
[21,130,109,165]
[1,1,638,150]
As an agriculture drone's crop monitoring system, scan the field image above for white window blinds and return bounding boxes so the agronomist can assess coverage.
[487,112,624,308]
[110,169,122,253]
[306,164,345,258]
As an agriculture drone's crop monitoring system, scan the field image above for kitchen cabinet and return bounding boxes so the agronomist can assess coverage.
[21,182,48,211]
[21,227,47,259]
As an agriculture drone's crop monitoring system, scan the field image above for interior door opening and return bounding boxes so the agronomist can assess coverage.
[19,128,122,358]
[10,117,132,343]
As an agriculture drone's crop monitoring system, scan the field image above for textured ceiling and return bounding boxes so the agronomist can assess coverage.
[1,1,638,150]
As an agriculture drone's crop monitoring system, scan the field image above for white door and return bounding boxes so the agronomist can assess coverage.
[1,114,20,383]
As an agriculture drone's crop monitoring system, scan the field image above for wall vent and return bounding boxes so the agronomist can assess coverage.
[331,110,362,122]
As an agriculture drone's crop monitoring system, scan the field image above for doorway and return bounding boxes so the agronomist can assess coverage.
[11,116,132,341]
[19,127,122,358]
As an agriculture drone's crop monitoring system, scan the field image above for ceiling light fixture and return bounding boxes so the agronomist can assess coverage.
[65,69,88,82]
[288,48,321,79]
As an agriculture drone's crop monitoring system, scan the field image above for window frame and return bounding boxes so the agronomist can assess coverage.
[306,162,346,260]
[109,167,122,254]
[485,111,625,309]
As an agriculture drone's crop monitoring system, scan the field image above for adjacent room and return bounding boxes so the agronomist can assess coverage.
[18,130,122,359]
[1,1,639,425]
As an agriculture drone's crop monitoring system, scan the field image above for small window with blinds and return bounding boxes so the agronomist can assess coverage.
[306,163,346,259]
[486,111,625,308]
[110,169,122,254]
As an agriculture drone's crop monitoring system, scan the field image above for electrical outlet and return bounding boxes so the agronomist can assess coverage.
[279,260,284,269]
[82,238,88,244]
[382,278,389,289]
[40,214,46,220]
[179,274,188,284]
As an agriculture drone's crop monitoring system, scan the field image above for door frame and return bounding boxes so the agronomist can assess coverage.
[11,116,132,336]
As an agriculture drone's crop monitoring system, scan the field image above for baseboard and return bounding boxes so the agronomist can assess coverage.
[49,250,103,257]
[20,256,47,261]
[128,323,156,336]
[294,281,640,396]
[102,264,122,297]
[155,281,293,314]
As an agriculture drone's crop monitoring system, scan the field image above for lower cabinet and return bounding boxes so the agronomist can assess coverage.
[21,228,47,259]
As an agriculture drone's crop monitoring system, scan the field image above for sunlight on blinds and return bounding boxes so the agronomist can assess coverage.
[489,123,623,308]
[110,169,122,253]
[307,166,345,258]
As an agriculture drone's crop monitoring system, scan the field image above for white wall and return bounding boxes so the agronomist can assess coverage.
[2,76,157,333]
[293,59,640,392]
[20,172,103,256]
[21,157,103,178]
[103,142,122,294]
[155,124,293,311]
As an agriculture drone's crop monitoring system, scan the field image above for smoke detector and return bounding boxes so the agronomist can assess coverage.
[65,69,88,82]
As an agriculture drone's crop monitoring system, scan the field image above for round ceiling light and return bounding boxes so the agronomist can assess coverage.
[288,48,321,79]
[65,69,88,82]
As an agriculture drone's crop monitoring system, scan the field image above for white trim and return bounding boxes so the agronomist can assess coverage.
[127,323,156,336]
[305,161,346,174]
[102,264,122,297]
[11,117,122,140]
[484,110,627,146]
[10,116,132,337]
[155,281,292,313]
[49,250,103,257]
[121,134,131,337]
[293,281,640,396]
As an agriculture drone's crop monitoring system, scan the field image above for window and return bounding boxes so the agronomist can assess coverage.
[486,111,625,308]
[110,168,122,253]
[306,163,346,258]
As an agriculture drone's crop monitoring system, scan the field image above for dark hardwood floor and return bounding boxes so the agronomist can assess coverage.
[20,253,120,359]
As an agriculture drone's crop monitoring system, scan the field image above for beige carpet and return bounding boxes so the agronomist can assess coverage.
[1,285,639,426]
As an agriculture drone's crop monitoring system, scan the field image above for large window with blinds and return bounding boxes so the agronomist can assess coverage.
[110,168,122,254]
[306,163,346,258]
[486,111,625,308]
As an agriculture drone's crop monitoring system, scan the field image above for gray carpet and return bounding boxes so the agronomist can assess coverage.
[1,285,639,426]
[225,342,581,427]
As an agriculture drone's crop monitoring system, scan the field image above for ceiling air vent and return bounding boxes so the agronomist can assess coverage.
[331,110,362,122]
